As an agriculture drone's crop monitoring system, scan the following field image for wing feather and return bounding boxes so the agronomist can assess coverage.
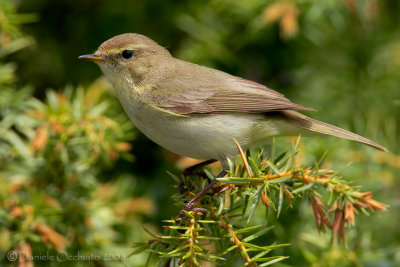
[151,63,313,115]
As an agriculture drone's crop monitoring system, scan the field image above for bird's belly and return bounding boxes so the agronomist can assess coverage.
[121,102,274,160]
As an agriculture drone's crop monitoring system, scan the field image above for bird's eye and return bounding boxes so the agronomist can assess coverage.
[121,50,134,60]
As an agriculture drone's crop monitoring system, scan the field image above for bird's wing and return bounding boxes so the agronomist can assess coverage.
[151,70,314,115]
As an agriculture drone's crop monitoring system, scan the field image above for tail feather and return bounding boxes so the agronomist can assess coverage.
[283,111,388,152]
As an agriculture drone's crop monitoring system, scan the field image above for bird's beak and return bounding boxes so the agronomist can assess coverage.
[78,54,105,62]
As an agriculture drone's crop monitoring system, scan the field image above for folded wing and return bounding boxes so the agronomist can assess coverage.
[152,71,313,115]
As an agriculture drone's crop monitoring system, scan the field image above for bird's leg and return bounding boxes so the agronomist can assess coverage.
[179,159,217,193]
[183,159,217,176]
[175,169,227,224]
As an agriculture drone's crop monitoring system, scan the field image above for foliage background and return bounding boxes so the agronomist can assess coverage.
[1,0,399,266]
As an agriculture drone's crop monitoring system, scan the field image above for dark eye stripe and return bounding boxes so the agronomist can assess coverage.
[121,50,133,59]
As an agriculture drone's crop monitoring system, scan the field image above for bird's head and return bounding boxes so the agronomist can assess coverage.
[79,33,171,88]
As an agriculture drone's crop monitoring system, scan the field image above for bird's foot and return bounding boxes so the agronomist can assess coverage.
[174,169,227,225]
[182,159,217,177]
[178,159,217,194]
[175,201,207,225]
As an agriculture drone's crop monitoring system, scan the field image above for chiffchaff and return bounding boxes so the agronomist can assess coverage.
[79,33,386,219]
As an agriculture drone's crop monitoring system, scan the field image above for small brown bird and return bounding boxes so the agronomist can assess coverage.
[79,33,387,218]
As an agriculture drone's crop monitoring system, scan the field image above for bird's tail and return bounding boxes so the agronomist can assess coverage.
[282,111,388,152]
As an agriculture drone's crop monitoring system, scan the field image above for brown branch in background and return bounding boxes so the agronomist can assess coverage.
[34,224,69,251]
[16,242,33,267]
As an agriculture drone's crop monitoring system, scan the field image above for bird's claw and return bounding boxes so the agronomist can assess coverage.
[175,203,207,225]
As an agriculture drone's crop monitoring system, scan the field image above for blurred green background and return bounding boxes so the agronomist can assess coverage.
[1,0,399,266]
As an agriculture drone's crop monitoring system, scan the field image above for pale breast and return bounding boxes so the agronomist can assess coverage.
[117,95,270,160]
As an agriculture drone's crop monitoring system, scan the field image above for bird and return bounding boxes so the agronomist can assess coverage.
[79,33,387,219]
